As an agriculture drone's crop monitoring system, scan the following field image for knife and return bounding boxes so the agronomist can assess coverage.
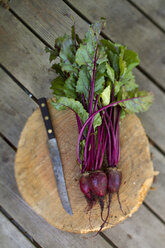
[38,97,73,215]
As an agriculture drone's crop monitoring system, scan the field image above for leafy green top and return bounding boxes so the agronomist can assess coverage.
[46,19,153,125]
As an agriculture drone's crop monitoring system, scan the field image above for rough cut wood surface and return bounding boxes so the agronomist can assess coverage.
[15,102,154,233]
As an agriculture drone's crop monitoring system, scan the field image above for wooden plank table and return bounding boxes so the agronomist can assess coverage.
[0,212,35,248]
[130,0,165,31]
[0,0,165,247]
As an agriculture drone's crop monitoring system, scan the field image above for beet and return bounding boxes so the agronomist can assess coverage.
[79,173,96,211]
[107,168,122,193]
[79,173,91,199]
[107,168,125,216]
[80,169,124,234]
[88,171,107,222]
[88,171,107,197]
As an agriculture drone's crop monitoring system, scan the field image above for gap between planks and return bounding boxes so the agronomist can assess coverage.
[126,0,165,34]
[0,205,43,248]
[0,63,38,103]
[8,8,53,50]
[148,136,165,157]
[8,3,165,94]
[143,202,165,226]
[0,132,17,152]
[99,233,118,248]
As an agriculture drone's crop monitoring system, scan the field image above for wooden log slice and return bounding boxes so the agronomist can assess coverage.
[15,101,154,233]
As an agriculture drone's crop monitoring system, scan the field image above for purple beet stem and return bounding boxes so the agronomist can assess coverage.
[77,96,140,166]
[89,45,98,116]
[75,113,83,135]
[83,43,98,172]
[84,95,98,167]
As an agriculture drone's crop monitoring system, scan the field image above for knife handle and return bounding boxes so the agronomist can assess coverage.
[38,98,55,140]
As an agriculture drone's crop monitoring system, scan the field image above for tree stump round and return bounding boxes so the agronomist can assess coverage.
[15,101,154,233]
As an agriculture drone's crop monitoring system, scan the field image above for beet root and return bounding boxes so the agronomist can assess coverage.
[88,171,108,221]
[107,168,125,215]
[96,168,123,234]
[107,168,122,193]
[80,169,124,234]
[79,173,96,211]
[80,171,108,219]
[88,171,108,197]
[79,173,91,199]
[95,193,112,235]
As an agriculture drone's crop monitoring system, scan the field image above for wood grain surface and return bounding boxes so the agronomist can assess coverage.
[0,70,164,245]
[1,137,165,247]
[0,0,165,246]
[145,145,165,221]
[0,138,112,248]
[0,8,54,99]
[132,0,165,30]
[11,0,165,89]
[0,68,37,147]
[1,4,165,153]
[0,212,35,248]
[15,102,154,233]
[67,0,165,90]
[104,204,165,248]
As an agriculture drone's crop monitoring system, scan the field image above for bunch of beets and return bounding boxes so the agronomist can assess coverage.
[46,19,153,232]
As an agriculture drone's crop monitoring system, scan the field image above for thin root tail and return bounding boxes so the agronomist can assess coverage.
[94,193,112,236]
[98,196,105,222]
[117,191,126,215]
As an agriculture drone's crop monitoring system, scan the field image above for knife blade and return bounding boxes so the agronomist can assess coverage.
[38,97,73,215]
